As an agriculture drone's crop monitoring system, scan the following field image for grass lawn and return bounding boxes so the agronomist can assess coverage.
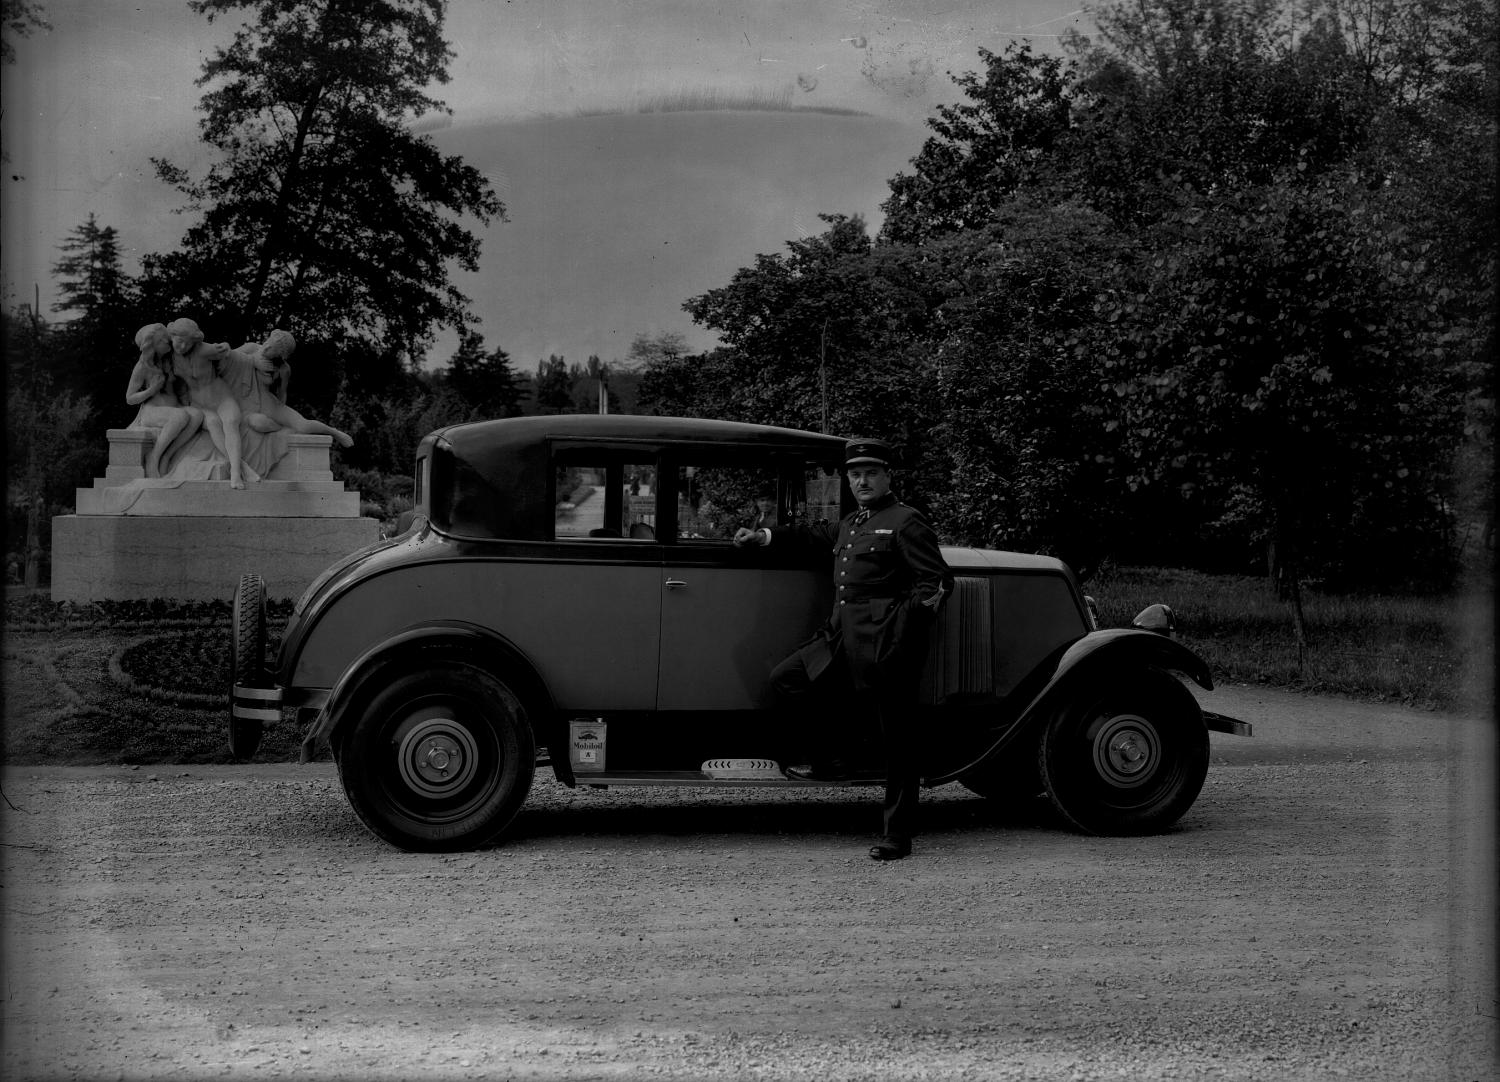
[1,566,1487,765]
[1088,565,1489,713]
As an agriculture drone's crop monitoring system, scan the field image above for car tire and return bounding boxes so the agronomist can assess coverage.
[337,662,535,852]
[1038,669,1209,835]
[228,573,268,761]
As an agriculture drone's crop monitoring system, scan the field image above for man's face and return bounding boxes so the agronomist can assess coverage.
[846,465,891,507]
[169,333,194,356]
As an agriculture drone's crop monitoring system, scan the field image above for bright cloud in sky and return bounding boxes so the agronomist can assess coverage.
[0,0,1087,365]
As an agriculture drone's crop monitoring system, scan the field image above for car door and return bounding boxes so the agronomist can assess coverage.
[533,446,664,711]
[655,454,839,711]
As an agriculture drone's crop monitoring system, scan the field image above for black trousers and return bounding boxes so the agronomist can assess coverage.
[770,648,923,840]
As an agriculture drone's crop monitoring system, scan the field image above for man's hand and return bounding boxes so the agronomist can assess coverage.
[733,527,768,547]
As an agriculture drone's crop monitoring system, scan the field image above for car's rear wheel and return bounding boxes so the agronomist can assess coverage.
[227,573,267,760]
[337,662,535,851]
[1038,670,1209,835]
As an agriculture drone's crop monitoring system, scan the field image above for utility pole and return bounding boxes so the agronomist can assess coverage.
[24,285,43,588]
[819,318,829,434]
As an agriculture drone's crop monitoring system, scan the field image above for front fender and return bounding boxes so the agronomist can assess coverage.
[1052,627,1214,692]
[933,629,1230,787]
[299,621,555,765]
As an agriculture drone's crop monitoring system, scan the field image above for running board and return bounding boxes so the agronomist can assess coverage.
[575,758,886,788]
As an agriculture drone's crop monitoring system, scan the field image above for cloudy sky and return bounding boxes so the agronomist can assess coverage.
[1,0,1088,367]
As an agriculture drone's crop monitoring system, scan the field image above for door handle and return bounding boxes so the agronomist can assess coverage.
[664,579,688,589]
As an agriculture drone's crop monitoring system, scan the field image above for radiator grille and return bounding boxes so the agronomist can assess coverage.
[921,575,993,701]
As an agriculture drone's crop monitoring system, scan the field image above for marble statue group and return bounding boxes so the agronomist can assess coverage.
[125,318,352,486]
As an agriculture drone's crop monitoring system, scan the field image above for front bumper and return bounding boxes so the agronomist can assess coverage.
[1202,711,1253,737]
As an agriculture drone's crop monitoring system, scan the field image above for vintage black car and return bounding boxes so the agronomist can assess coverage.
[229,415,1250,851]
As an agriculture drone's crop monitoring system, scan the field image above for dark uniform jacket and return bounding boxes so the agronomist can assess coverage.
[771,493,953,692]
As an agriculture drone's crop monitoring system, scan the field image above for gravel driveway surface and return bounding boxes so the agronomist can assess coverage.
[3,684,1495,1081]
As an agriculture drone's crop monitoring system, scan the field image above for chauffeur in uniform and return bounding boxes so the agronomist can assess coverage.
[734,438,952,860]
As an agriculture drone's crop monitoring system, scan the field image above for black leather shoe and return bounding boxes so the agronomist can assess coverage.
[869,836,912,861]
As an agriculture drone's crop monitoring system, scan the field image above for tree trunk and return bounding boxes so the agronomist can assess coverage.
[241,88,324,332]
[24,503,41,589]
[1269,519,1310,673]
[1286,557,1309,673]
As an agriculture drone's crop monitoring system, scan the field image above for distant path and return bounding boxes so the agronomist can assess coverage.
[2,687,1494,1081]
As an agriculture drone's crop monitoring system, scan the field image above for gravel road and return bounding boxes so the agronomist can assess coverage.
[3,684,1495,1081]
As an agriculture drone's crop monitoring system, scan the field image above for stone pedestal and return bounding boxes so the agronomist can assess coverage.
[51,429,381,603]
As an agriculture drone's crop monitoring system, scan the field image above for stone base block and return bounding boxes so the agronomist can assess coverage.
[75,479,361,517]
[51,515,381,603]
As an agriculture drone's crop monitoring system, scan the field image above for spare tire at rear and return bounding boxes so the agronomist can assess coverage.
[228,573,269,760]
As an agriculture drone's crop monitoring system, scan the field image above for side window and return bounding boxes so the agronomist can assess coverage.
[673,464,782,541]
[553,457,657,540]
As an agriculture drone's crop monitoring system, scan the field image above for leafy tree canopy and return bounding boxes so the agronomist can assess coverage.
[1,0,48,65]
[146,0,503,359]
[673,0,1491,592]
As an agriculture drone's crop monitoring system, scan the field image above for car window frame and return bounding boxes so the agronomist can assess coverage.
[543,437,850,550]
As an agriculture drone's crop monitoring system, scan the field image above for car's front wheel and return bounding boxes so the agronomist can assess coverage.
[337,662,535,851]
[1038,669,1209,835]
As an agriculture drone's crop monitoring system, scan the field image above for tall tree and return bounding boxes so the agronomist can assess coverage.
[147,0,503,358]
[532,355,572,415]
[4,306,98,586]
[49,215,139,412]
[684,214,932,440]
[1100,174,1463,616]
[925,200,1127,575]
[446,328,527,418]
[51,215,131,322]
[879,43,1073,245]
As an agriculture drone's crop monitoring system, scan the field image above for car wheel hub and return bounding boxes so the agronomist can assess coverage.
[1092,714,1160,788]
[397,715,480,798]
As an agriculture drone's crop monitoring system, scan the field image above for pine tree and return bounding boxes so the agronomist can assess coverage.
[447,329,528,418]
[51,215,130,321]
[49,215,137,434]
[533,355,572,415]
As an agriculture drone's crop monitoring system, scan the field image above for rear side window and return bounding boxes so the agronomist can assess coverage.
[552,452,658,541]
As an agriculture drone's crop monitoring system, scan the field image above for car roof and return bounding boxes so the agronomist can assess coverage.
[431,415,848,459]
[420,416,854,540]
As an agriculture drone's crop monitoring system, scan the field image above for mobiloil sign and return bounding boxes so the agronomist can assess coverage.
[569,718,606,772]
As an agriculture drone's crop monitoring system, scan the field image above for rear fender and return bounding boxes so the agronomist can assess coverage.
[935,629,1230,787]
[300,621,556,767]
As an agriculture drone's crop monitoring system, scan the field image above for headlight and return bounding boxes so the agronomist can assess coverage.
[1132,603,1176,635]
